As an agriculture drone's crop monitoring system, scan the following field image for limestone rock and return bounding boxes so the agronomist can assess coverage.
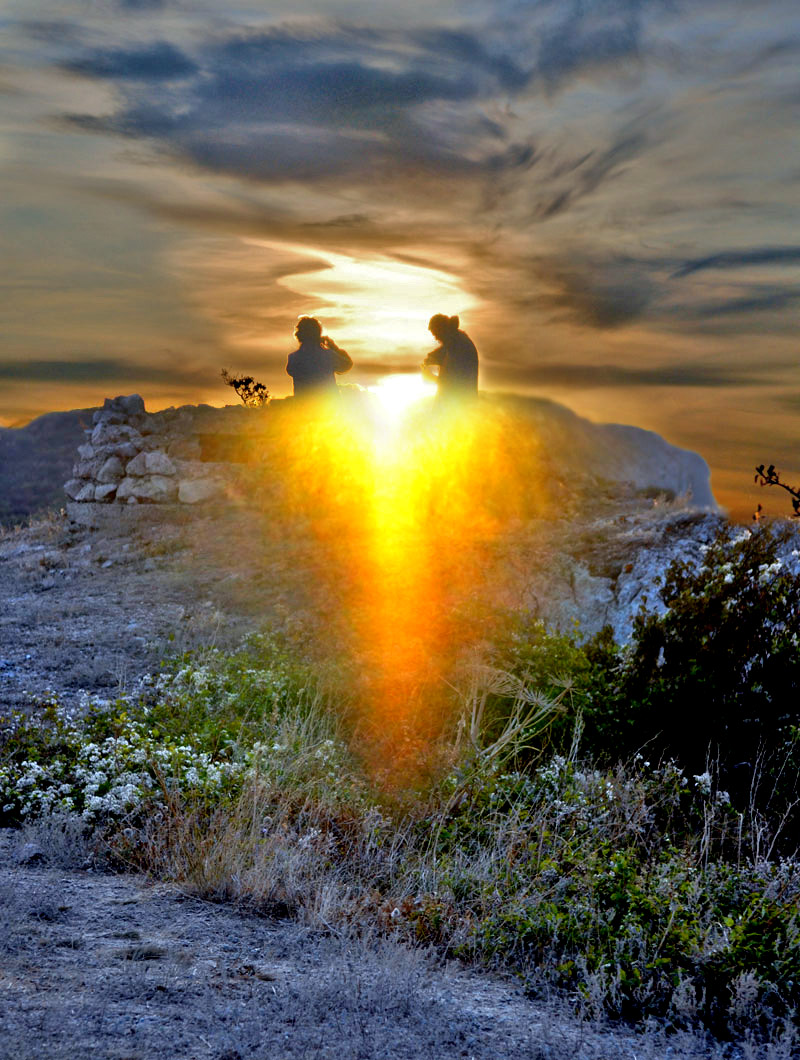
[91,422,143,449]
[74,482,95,502]
[95,483,118,502]
[178,478,220,504]
[126,450,176,476]
[144,450,177,476]
[97,456,125,484]
[77,443,95,460]
[111,441,139,461]
[63,478,85,500]
[117,474,177,503]
[73,458,102,480]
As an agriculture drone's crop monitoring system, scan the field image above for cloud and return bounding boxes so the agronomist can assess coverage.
[535,10,642,91]
[499,360,766,390]
[65,42,198,81]
[686,288,800,317]
[59,22,534,186]
[535,257,655,328]
[531,123,652,219]
[672,247,800,278]
[0,359,207,386]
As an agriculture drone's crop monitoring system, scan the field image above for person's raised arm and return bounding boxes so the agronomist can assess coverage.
[322,335,353,374]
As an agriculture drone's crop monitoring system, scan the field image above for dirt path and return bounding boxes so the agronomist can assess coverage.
[1,829,730,1060]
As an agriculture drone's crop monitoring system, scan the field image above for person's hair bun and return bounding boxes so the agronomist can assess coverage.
[449,315,459,328]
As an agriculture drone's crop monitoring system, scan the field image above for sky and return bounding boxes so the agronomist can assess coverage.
[1,0,799,517]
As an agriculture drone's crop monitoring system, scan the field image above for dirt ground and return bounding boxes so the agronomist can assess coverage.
[0,504,339,714]
[0,507,773,1059]
[0,826,739,1060]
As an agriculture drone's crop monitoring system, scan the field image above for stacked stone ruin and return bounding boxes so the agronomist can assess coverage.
[63,394,262,509]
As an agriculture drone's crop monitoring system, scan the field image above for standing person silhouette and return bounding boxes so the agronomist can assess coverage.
[287,316,353,398]
[422,314,479,400]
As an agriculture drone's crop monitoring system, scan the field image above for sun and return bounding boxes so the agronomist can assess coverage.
[251,240,477,361]
[368,372,436,420]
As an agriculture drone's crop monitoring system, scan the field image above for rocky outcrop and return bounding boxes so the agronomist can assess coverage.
[63,394,253,509]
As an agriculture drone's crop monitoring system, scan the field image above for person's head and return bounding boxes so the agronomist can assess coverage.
[295,316,323,344]
[428,314,459,342]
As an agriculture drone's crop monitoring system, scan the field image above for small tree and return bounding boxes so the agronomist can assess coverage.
[221,369,269,408]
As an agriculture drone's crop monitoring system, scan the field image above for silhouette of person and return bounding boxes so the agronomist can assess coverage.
[422,314,479,399]
[287,316,353,397]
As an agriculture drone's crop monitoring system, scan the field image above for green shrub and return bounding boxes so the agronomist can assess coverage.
[617,524,800,808]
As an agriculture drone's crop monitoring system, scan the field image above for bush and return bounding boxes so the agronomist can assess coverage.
[221,369,269,408]
[617,523,800,803]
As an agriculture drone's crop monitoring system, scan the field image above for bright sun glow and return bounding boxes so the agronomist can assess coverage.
[368,373,437,419]
[250,241,477,359]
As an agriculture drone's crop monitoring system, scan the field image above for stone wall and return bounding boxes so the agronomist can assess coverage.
[63,394,267,509]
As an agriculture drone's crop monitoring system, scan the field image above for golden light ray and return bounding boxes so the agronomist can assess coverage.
[258,392,551,786]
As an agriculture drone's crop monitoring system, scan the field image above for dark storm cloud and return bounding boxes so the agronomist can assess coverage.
[673,247,800,278]
[65,42,198,81]
[0,359,206,386]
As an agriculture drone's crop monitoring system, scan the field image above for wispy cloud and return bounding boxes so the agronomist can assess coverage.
[672,247,800,278]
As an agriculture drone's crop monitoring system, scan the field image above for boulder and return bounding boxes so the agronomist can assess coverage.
[96,455,125,484]
[63,478,86,500]
[77,443,95,460]
[74,482,95,502]
[178,478,220,504]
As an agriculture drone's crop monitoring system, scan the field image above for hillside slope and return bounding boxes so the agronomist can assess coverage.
[0,409,98,526]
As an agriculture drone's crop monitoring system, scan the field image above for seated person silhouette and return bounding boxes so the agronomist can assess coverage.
[287,316,353,398]
[422,314,479,399]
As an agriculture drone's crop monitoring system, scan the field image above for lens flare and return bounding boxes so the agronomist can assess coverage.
[259,392,549,785]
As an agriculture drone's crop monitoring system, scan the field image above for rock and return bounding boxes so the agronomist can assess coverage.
[90,423,141,449]
[64,478,86,500]
[74,482,96,502]
[168,437,202,460]
[95,483,118,502]
[116,394,145,416]
[17,842,47,867]
[117,475,177,503]
[144,451,177,476]
[73,458,102,480]
[126,450,176,477]
[77,443,95,460]
[112,441,140,461]
[124,452,148,476]
[178,478,220,504]
[96,456,125,484]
